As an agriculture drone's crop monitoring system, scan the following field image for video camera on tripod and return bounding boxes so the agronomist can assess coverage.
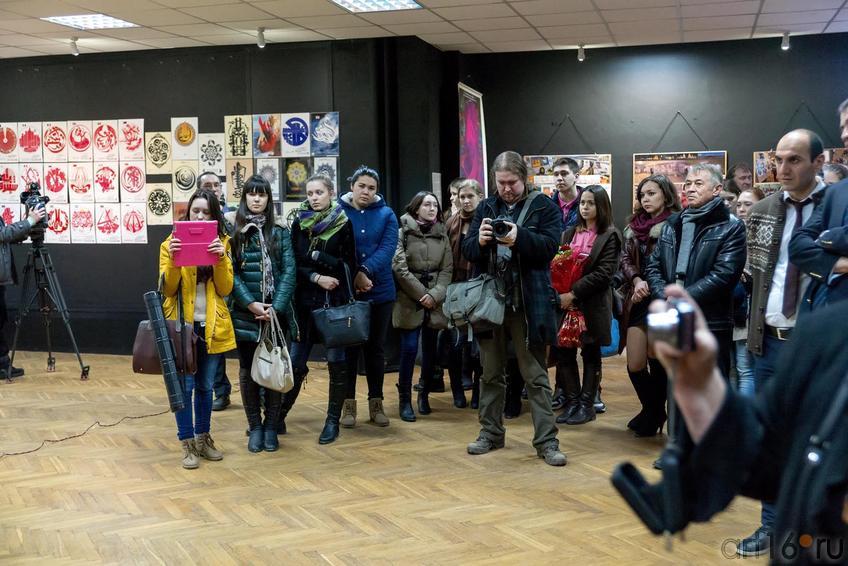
[20,182,49,243]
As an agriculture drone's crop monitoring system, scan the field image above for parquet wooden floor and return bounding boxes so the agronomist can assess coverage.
[0,351,766,565]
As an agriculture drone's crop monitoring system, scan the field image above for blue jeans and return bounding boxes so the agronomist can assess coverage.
[397,326,438,389]
[290,339,346,370]
[753,334,784,530]
[174,326,222,441]
[734,339,755,398]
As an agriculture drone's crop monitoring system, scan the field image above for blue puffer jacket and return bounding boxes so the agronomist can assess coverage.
[338,192,398,303]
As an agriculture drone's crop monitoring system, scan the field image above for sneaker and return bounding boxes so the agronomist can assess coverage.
[538,443,567,467]
[737,527,772,557]
[194,432,223,461]
[180,439,199,469]
[466,436,504,455]
[212,395,230,411]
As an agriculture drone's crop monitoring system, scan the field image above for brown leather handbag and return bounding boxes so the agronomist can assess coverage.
[132,279,198,375]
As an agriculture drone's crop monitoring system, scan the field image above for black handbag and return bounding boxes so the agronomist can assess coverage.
[311,263,371,348]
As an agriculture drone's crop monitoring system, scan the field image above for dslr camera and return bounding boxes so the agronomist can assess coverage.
[490,215,513,239]
[20,182,49,225]
[646,298,696,352]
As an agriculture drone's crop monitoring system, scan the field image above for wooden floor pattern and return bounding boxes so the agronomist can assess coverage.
[0,351,766,565]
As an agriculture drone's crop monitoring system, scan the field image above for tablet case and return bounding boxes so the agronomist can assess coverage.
[172,220,220,267]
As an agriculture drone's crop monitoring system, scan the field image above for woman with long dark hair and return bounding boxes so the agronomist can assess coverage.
[338,165,398,429]
[227,174,297,453]
[555,185,621,425]
[392,191,453,421]
[159,188,235,469]
[288,174,357,444]
[619,174,681,436]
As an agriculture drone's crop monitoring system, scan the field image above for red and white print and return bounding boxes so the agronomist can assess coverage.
[93,162,119,203]
[0,165,19,203]
[0,123,18,163]
[119,160,146,203]
[42,122,68,162]
[120,202,147,244]
[70,203,95,244]
[44,203,71,244]
[67,120,93,161]
[19,163,43,193]
[92,120,118,162]
[17,122,42,162]
[95,202,121,244]
[44,163,68,204]
[0,203,19,225]
[118,118,145,161]
[68,162,94,203]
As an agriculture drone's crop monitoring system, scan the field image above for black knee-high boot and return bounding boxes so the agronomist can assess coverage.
[239,368,264,452]
[627,367,652,431]
[277,367,307,434]
[555,348,581,423]
[319,362,348,444]
[638,358,668,436]
[565,356,600,425]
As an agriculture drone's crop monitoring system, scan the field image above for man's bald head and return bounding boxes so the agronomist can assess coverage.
[778,129,823,161]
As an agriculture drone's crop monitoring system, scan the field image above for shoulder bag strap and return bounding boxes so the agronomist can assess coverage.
[342,263,355,303]
[515,190,540,227]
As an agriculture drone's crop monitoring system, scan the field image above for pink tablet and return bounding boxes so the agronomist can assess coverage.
[172,221,220,267]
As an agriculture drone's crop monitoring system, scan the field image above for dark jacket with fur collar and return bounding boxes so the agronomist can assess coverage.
[619,220,667,342]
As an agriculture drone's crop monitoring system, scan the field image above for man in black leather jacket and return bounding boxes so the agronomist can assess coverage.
[644,163,746,378]
[0,204,47,379]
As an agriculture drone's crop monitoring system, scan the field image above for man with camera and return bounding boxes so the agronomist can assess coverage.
[644,163,746,379]
[0,202,47,379]
[639,284,848,565]
[461,151,566,467]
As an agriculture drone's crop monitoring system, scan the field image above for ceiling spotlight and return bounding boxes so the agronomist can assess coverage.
[70,36,79,56]
[577,43,586,62]
[257,27,266,49]
[781,31,790,51]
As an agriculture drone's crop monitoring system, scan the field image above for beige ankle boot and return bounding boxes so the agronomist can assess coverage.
[340,399,357,428]
[195,432,223,461]
[181,439,199,469]
[368,398,389,427]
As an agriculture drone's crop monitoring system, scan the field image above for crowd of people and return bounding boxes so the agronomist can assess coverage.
[150,98,848,560]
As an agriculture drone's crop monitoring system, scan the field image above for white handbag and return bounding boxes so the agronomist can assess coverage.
[251,310,295,393]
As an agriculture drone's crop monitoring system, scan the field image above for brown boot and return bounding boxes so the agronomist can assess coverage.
[368,398,390,427]
[181,439,199,469]
[340,399,357,428]
[194,432,223,461]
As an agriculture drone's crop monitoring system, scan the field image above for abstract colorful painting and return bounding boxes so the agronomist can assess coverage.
[310,112,339,156]
[458,83,487,194]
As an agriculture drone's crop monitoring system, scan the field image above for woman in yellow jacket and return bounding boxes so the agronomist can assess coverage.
[159,188,236,469]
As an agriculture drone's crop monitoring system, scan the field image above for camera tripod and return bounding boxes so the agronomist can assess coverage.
[8,238,89,380]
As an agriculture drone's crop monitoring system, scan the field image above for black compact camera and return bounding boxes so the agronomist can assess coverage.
[646,298,696,352]
[21,182,49,224]
[490,215,512,239]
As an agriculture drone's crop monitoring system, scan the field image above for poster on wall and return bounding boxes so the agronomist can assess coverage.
[42,122,68,163]
[253,114,281,158]
[312,157,338,191]
[44,203,70,244]
[256,158,281,201]
[92,120,119,162]
[0,165,18,203]
[44,163,68,204]
[19,163,43,191]
[171,117,198,161]
[198,133,225,176]
[146,183,173,226]
[118,119,145,161]
[70,203,95,243]
[281,113,310,157]
[226,158,252,207]
[458,82,487,195]
[0,123,18,164]
[824,147,848,165]
[93,162,119,203]
[284,157,309,201]
[120,161,146,203]
[95,203,121,243]
[524,154,612,200]
[68,162,94,203]
[172,160,198,202]
[310,112,339,156]
[67,121,93,162]
[633,150,727,207]
[145,131,172,174]
[0,203,19,225]
[224,115,251,159]
[753,150,781,196]
[121,202,147,244]
[18,122,42,162]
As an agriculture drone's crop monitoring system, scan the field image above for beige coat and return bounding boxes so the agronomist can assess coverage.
[391,213,453,330]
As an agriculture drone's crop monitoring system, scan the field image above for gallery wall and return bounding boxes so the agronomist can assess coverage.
[457,32,848,227]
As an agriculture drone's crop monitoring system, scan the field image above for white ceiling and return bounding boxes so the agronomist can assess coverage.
[0,0,844,58]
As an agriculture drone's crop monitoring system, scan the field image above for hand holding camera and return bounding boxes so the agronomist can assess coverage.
[481,216,517,247]
[27,204,47,225]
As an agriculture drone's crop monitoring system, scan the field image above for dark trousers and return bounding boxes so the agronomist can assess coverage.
[212,359,231,399]
[345,300,393,400]
[0,286,9,358]
[397,325,438,389]
[713,328,732,380]
[754,334,784,530]
[237,340,282,431]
